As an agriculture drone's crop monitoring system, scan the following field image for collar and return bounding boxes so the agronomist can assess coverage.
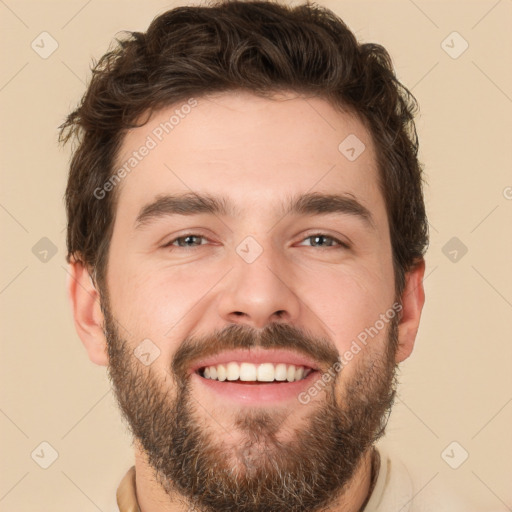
[116,466,141,512]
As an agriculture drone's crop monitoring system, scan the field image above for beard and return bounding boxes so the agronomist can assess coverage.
[102,294,399,512]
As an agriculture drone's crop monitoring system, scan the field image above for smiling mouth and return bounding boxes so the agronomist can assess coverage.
[197,361,315,383]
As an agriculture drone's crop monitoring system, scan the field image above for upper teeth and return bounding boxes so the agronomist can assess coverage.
[201,362,312,382]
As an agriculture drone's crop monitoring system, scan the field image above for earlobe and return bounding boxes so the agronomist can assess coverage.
[395,259,426,363]
[66,257,109,366]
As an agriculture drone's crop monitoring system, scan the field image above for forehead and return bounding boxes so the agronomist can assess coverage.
[113,90,385,227]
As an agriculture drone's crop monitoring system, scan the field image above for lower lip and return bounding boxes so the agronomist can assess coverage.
[191,370,320,405]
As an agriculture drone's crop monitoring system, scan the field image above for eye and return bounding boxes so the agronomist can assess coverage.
[297,233,349,249]
[164,234,209,249]
[162,232,350,251]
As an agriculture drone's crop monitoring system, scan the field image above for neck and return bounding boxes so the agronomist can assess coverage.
[134,442,377,512]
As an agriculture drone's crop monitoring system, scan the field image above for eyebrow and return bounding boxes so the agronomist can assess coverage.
[134,191,375,231]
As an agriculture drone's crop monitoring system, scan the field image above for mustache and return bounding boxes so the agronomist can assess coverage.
[172,322,340,381]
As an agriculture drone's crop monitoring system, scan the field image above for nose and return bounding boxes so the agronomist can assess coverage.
[216,241,302,330]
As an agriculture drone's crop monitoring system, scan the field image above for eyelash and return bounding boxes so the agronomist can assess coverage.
[163,233,350,250]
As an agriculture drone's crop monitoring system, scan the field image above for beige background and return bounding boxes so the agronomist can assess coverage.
[1,0,511,510]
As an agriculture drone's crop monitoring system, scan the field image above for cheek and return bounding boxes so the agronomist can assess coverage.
[108,256,189,323]
[302,262,394,350]
[107,262,221,356]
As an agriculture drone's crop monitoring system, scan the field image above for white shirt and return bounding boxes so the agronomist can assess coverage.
[363,446,469,512]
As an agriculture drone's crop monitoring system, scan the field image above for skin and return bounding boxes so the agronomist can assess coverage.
[67,90,425,511]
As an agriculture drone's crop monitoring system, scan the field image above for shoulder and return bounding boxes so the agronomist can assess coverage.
[363,445,470,512]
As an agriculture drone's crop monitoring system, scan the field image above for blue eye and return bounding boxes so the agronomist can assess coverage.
[163,233,349,250]
[166,234,208,248]
[298,234,348,249]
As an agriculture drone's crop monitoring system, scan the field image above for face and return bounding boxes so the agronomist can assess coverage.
[96,91,407,511]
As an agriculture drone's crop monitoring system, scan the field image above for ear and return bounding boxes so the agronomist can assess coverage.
[395,259,426,363]
[66,257,108,366]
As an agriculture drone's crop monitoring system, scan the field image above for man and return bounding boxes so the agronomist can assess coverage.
[60,1,465,510]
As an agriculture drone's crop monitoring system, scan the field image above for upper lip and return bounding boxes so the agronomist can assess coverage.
[189,348,321,375]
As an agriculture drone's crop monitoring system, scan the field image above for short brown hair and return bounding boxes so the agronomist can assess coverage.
[59,0,428,297]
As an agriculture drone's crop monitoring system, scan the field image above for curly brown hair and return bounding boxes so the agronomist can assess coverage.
[59,0,428,297]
